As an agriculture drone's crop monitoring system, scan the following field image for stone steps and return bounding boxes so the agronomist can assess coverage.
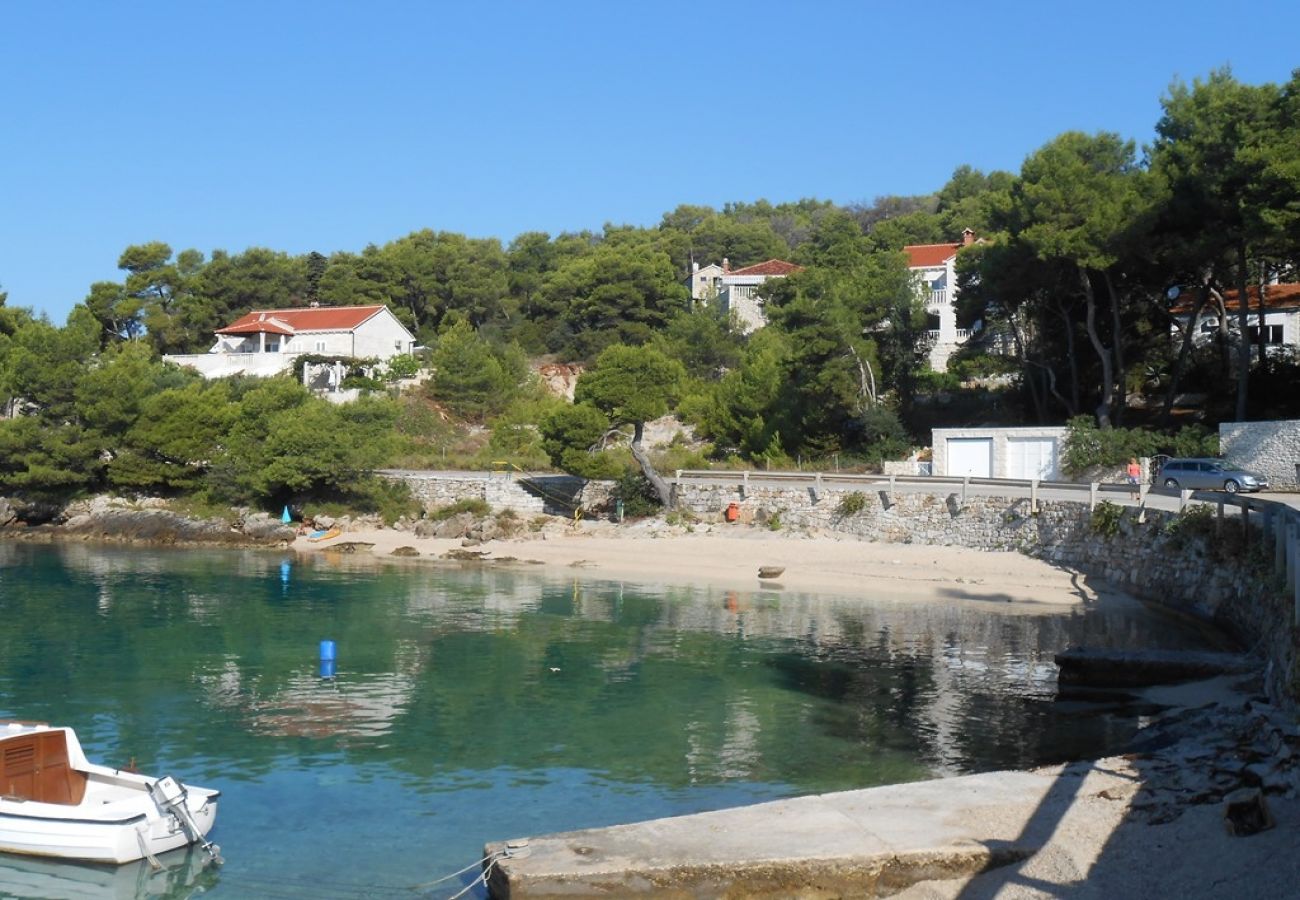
[484,478,546,515]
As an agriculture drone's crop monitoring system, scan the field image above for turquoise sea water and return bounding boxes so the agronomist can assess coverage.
[0,542,1221,899]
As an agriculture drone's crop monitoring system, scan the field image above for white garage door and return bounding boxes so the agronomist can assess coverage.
[947,438,993,477]
[1007,437,1058,480]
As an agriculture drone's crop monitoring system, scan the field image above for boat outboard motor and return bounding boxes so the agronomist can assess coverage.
[148,776,224,865]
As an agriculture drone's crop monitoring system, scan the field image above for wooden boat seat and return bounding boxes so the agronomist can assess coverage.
[0,730,88,805]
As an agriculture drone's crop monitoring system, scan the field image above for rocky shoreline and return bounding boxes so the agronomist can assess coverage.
[0,495,297,548]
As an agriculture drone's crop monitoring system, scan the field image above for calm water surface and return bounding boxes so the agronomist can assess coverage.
[0,542,1222,899]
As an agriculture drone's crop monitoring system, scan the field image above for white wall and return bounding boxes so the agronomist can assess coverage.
[164,352,299,378]
[350,308,416,359]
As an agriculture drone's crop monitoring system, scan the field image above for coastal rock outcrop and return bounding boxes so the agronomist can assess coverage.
[1,496,297,547]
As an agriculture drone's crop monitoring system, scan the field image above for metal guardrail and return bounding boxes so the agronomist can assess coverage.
[672,468,1298,517]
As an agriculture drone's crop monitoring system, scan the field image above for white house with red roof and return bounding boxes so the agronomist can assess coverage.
[904,229,978,371]
[1168,283,1300,353]
[165,304,416,380]
[685,258,804,333]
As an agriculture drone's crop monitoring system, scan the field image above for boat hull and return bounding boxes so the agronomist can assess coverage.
[0,793,218,865]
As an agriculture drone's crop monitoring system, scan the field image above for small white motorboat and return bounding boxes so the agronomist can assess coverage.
[0,721,221,866]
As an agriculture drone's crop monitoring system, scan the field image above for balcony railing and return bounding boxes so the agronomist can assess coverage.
[926,329,972,342]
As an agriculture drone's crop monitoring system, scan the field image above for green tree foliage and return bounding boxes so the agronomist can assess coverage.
[186,248,307,348]
[428,319,528,420]
[684,328,788,458]
[1,309,101,422]
[540,243,687,359]
[1151,69,1287,420]
[764,249,926,456]
[568,344,686,504]
[539,402,621,479]
[74,342,192,440]
[110,381,236,491]
[215,382,397,504]
[1003,131,1153,428]
[649,304,745,381]
[934,165,1015,238]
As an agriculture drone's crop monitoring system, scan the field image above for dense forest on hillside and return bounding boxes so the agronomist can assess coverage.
[1,68,1299,512]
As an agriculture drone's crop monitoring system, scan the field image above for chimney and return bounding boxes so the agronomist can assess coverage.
[692,261,699,273]
[723,257,731,273]
[962,228,975,246]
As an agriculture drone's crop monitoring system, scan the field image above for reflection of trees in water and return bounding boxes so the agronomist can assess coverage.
[0,544,1222,795]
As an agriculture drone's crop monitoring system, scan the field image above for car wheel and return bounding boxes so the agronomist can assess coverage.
[1224,480,1239,494]
[1163,478,1180,489]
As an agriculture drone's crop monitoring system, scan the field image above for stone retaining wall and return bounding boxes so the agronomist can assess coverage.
[677,482,1297,705]
[384,472,618,517]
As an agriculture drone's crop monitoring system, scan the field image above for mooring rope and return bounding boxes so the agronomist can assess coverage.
[444,854,498,900]
[210,850,505,900]
[409,851,498,890]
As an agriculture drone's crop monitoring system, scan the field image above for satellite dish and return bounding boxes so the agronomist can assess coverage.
[1165,285,1182,301]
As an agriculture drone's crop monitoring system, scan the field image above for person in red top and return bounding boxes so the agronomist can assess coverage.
[1127,457,1141,499]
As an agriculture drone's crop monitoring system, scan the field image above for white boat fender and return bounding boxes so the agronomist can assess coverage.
[148,776,224,866]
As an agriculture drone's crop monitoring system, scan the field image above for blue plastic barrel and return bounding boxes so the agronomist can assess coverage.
[319,639,336,661]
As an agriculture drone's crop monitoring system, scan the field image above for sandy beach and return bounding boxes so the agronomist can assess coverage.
[291,520,1117,609]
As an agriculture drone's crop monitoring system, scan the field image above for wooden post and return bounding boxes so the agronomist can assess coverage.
[1089,482,1098,510]
[889,474,896,504]
[1137,483,1148,524]
[962,475,969,506]
[741,470,749,499]
[1031,479,1039,514]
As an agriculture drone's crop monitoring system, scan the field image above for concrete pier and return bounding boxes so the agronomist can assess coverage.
[484,761,1138,898]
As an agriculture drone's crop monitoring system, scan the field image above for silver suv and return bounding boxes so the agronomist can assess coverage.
[1158,458,1269,493]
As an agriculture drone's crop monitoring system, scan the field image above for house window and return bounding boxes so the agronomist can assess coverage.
[395,339,403,350]
[266,340,280,353]
[1247,324,1283,344]
[315,340,326,352]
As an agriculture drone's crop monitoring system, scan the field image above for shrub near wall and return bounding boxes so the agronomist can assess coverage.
[676,482,1297,704]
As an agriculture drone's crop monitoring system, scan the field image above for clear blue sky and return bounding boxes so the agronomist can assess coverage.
[3,1,1298,323]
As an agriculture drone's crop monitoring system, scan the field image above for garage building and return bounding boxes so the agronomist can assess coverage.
[931,427,1067,481]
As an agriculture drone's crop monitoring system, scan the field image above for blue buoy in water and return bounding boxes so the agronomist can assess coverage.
[320,639,337,679]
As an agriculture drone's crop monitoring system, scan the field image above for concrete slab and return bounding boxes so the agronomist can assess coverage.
[483,761,1137,898]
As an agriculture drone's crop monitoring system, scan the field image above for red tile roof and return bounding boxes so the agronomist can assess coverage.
[216,305,388,335]
[903,242,962,268]
[1169,284,1300,315]
[727,259,803,277]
